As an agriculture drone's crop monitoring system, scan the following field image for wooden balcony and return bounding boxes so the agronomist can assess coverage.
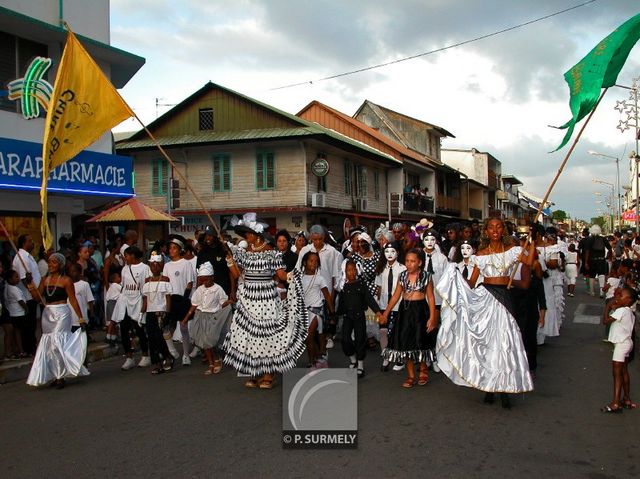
[487,170,500,189]
[436,193,461,213]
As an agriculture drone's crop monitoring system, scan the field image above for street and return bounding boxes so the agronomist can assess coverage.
[1,287,638,479]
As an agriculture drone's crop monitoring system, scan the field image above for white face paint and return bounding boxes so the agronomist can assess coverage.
[423,235,437,250]
[460,244,473,259]
[384,248,398,262]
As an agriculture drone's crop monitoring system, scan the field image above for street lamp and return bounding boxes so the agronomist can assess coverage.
[589,150,621,230]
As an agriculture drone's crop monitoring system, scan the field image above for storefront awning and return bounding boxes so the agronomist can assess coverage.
[87,198,178,223]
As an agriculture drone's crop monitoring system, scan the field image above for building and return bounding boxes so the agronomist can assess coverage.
[498,174,527,223]
[116,82,402,239]
[0,1,143,248]
[352,101,463,223]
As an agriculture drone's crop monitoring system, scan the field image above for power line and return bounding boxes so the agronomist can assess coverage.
[269,0,598,91]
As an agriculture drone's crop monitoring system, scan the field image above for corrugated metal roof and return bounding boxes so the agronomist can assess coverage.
[87,198,178,223]
[117,125,401,164]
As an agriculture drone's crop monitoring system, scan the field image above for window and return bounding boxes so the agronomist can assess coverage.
[256,152,275,190]
[152,159,168,196]
[356,165,368,198]
[373,171,380,200]
[199,108,214,130]
[0,32,48,114]
[212,154,231,192]
[344,159,354,195]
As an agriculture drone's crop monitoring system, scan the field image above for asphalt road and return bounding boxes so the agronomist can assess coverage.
[1,285,638,478]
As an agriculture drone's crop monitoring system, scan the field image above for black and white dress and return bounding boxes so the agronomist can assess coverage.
[223,247,308,376]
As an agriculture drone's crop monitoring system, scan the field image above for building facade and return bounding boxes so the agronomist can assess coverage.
[0,1,143,248]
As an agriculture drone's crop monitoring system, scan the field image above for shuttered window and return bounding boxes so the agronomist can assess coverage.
[356,165,368,198]
[152,159,168,196]
[213,154,231,192]
[344,159,354,195]
[256,152,275,190]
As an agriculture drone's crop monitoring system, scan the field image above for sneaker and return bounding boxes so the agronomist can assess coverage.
[182,354,191,366]
[189,346,200,359]
[121,357,135,371]
[138,356,151,368]
[432,360,441,373]
[326,338,334,349]
[392,363,405,371]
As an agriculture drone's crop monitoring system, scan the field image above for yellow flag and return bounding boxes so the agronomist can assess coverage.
[41,28,134,250]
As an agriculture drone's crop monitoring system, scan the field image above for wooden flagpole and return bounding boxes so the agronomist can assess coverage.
[130,113,226,242]
[508,88,609,288]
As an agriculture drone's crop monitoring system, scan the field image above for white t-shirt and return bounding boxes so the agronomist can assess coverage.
[163,259,196,296]
[191,283,227,313]
[13,249,41,301]
[69,280,94,326]
[105,283,122,302]
[112,262,151,321]
[605,277,621,300]
[295,243,343,294]
[608,306,635,344]
[301,273,329,309]
[4,283,27,317]
[142,279,173,312]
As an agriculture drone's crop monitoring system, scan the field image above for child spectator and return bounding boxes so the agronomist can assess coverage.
[104,272,121,346]
[3,269,26,359]
[564,243,579,297]
[141,253,173,374]
[601,286,638,413]
[336,259,381,378]
[181,262,232,375]
[67,263,95,332]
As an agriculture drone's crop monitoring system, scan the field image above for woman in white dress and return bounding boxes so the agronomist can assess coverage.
[537,227,567,345]
[436,218,535,409]
[27,253,89,389]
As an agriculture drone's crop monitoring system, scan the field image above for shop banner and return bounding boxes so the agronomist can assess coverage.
[0,137,133,197]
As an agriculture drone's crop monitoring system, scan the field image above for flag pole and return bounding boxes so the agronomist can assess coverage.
[130,113,225,242]
[508,87,609,288]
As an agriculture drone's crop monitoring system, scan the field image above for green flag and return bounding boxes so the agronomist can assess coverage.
[554,13,640,151]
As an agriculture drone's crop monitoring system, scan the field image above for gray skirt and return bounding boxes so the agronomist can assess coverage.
[191,306,232,350]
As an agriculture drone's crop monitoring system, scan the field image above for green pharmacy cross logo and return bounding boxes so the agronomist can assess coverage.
[8,57,54,120]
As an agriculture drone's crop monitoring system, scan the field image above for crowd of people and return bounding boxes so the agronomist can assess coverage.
[0,215,636,412]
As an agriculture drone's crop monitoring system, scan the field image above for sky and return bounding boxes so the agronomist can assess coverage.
[109,0,640,222]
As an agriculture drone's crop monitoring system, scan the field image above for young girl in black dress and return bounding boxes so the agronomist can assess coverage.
[380,248,437,388]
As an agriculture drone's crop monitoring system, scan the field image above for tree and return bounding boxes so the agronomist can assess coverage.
[590,216,606,229]
[552,209,568,221]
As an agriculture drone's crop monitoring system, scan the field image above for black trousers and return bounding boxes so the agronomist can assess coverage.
[21,300,38,355]
[341,312,367,360]
[121,314,149,355]
[145,312,169,364]
[511,288,538,372]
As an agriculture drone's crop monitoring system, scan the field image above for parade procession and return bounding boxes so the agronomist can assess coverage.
[1,1,639,477]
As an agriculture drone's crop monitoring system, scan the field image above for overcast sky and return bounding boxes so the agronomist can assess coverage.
[110,0,640,222]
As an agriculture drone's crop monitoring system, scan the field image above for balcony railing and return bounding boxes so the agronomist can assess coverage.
[403,193,434,213]
[436,193,461,212]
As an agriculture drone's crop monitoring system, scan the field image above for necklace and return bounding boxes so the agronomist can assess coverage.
[45,275,59,297]
[251,241,267,252]
[488,244,507,275]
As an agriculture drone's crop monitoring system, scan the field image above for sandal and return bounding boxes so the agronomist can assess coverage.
[402,377,415,388]
[213,359,223,374]
[601,404,623,413]
[623,400,638,410]
[204,365,215,375]
[244,378,260,388]
[417,369,429,386]
[259,378,275,389]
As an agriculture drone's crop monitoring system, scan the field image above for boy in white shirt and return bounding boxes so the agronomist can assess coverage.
[3,269,27,358]
[104,272,121,346]
[602,285,638,413]
[68,263,94,331]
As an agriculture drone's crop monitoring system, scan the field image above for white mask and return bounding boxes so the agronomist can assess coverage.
[384,248,398,262]
[423,236,436,250]
[460,244,473,259]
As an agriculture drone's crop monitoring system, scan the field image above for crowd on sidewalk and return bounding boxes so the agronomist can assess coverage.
[0,216,636,412]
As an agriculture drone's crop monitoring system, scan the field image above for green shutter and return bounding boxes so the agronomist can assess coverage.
[213,155,231,192]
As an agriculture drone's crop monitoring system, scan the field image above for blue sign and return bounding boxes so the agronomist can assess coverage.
[0,137,133,197]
